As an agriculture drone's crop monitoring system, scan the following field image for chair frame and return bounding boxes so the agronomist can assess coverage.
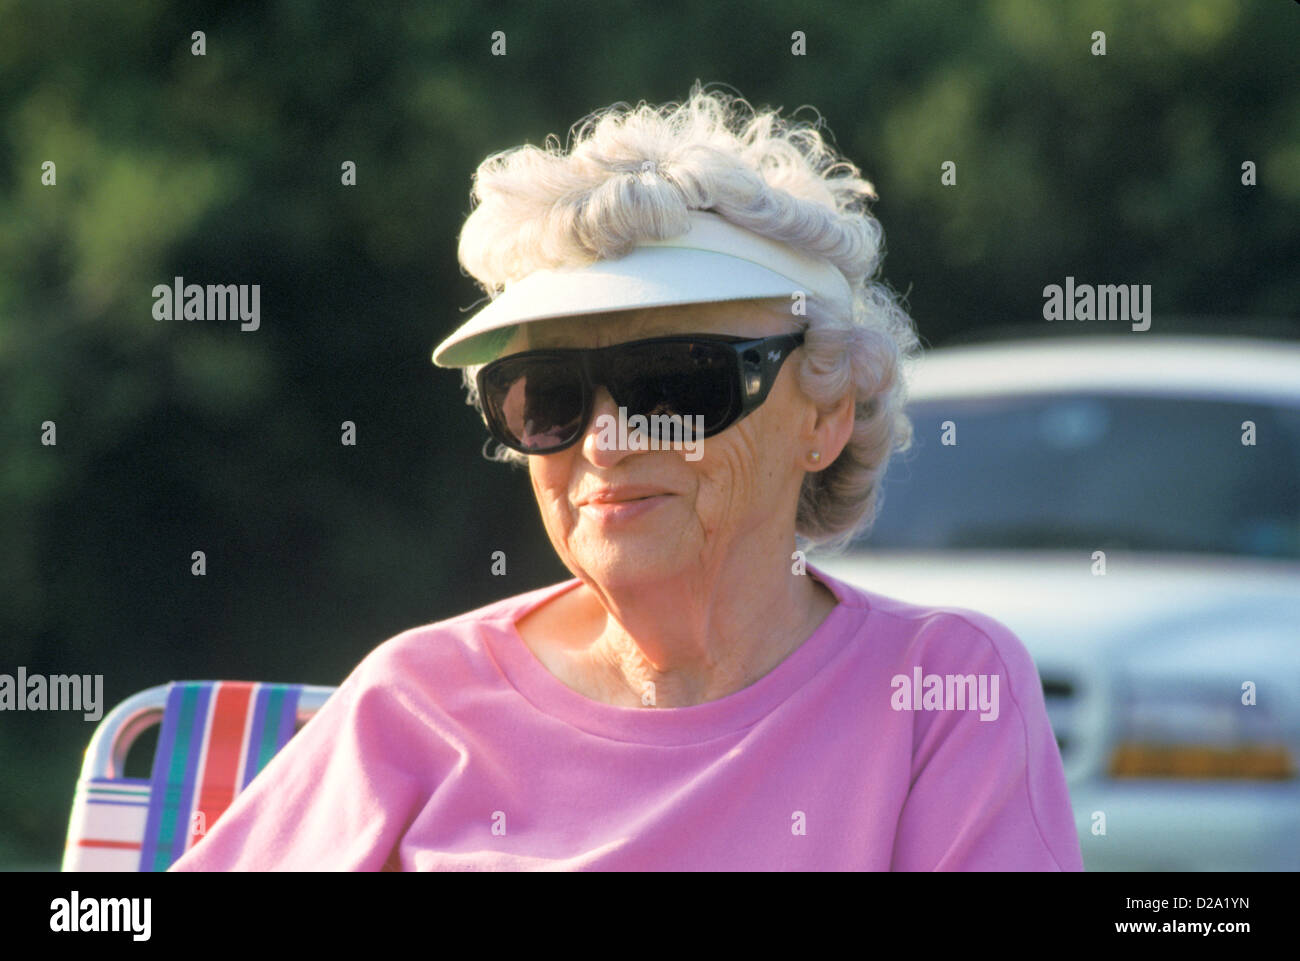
[63,681,336,871]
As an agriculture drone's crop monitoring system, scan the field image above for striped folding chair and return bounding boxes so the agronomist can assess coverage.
[62,680,336,871]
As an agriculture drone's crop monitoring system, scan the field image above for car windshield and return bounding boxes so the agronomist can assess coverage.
[859,393,1300,559]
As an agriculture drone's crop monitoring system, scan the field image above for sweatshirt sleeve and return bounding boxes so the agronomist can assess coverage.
[888,612,1084,871]
[168,648,428,872]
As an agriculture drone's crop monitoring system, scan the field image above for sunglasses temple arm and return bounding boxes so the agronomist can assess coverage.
[736,337,797,415]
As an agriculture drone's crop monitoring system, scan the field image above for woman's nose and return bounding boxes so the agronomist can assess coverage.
[580,386,631,467]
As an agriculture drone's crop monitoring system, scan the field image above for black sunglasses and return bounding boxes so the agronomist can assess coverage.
[476,331,806,455]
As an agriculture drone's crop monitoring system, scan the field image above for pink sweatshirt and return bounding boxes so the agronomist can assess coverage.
[168,564,1083,871]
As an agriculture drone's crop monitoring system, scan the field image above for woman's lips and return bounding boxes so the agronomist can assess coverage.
[578,493,672,523]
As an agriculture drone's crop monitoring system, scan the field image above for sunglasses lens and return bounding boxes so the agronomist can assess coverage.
[482,358,586,452]
[609,341,736,431]
[479,337,752,453]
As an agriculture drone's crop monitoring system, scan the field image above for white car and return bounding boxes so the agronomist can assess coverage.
[810,335,1300,871]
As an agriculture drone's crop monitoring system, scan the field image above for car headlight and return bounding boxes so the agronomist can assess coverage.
[1107,686,1296,780]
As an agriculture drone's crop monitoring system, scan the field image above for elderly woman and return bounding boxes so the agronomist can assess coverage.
[170,87,1082,871]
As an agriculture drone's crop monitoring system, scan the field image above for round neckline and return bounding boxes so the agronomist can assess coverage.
[479,563,865,746]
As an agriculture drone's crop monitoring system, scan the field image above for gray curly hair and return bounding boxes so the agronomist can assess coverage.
[454,83,920,554]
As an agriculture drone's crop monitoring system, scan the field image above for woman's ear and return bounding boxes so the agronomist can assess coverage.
[807,388,855,471]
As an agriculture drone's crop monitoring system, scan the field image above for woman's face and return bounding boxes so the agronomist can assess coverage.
[511,300,827,592]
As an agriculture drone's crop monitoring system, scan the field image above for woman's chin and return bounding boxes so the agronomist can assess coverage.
[567,546,689,591]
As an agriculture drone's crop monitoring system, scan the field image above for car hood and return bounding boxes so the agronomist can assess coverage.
[809,550,1300,669]
[811,551,1300,780]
